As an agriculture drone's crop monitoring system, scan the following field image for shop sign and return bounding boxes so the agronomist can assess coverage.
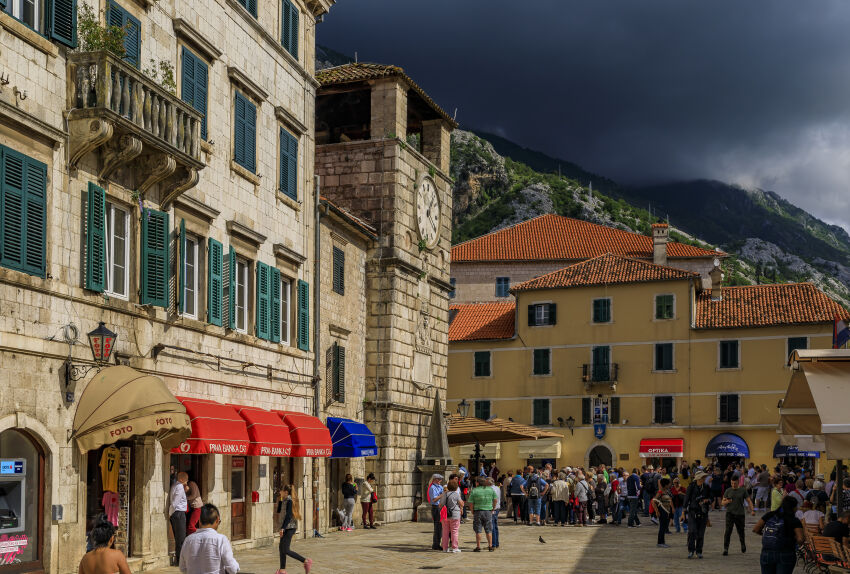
[358,448,377,457]
[259,446,292,457]
[304,448,332,457]
[207,443,248,455]
[0,534,28,565]
[231,458,245,468]
[0,460,24,475]
[593,424,606,439]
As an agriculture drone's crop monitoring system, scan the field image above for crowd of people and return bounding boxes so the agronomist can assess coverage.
[426,458,850,573]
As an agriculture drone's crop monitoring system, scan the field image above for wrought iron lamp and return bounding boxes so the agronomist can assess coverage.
[64,322,118,400]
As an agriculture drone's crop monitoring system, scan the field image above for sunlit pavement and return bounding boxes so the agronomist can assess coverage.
[149,510,764,573]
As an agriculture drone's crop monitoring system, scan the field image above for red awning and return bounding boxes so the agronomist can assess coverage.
[275,411,332,457]
[639,438,684,458]
[230,405,293,457]
[172,397,250,455]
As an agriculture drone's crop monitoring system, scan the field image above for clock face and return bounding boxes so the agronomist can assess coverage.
[416,176,440,248]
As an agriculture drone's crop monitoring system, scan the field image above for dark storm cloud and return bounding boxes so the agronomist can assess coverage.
[319,0,850,230]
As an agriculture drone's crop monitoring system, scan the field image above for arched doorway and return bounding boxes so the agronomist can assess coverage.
[0,428,45,570]
[589,445,613,468]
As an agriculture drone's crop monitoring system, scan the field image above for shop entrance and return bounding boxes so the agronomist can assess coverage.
[272,458,294,531]
[86,442,132,556]
[589,445,613,468]
[0,429,45,571]
[230,458,247,540]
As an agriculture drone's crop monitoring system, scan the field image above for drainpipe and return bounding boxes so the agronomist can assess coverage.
[313,173,322,417]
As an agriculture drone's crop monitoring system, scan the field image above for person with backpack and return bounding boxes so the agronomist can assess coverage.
[754,495,804,573]
[526,472,547,526]
[684,470,712,559]
[652,477,674,548]
[641,466,656,516]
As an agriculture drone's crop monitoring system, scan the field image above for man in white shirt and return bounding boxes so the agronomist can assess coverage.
[170,471,189,564]
[180,503,240,574]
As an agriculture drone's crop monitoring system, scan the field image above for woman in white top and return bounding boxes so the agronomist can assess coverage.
[795,500,825,533]
[359,473,376,529]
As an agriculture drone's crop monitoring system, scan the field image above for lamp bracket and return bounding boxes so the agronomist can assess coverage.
[64,358,102,384]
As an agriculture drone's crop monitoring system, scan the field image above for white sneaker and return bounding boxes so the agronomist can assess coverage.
[451,548,461,553]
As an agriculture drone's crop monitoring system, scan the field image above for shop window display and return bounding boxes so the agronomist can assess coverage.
[86,443,132,555]
[0,429,43,567]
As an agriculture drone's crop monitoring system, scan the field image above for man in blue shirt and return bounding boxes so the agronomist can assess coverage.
[509,470,527,523]
[427,474,444,550]
[627,469,642,528]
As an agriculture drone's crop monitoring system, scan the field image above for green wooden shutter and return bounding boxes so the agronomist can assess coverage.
[234,92,246,168]
[548,303,557,325]
[244,97,256,172]
[332,246,344,294]
[527,304,535,326]
[0,147,46,278]
[610,397,620,425]
[279,128,298,199]
[108,1,140,68]
[582,397,591,425]
[256,262,270,340]
[181,47,195,117]
[85,182,106,292]
[281,0,292,53]
[270,268,281,343]
[289,2,298,59]
[140,209,169,308]
[297,279,309,351]
[334,344,345,403]
[177,219,185,314]
[49,0,78,47]
[207,238,223,326]
[228,245,236,329]
[181,48,208,141]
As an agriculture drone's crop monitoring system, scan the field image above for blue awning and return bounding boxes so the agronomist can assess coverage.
[705,433,749,458]
[326,417,378,458]
[773,440,820,459]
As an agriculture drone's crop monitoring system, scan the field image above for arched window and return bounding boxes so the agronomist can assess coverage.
[0,429,44,567]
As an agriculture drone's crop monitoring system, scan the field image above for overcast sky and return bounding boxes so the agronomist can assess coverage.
[318,0,850,232]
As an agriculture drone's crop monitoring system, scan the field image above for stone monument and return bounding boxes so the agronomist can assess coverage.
[416,391,456,522]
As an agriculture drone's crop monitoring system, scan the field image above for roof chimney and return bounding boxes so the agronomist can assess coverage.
[709,264,723,301]
[651,222,669,266]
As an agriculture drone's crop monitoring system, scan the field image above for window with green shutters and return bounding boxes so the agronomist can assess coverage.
[297,279,309,351]
[234,91,257,172]
[279,128,298,200]
[474,400,490,420]
[718,394,739,423]
[787,337,808,360]
[4,0,76,45]
[582,397,591,425]
[533,399,550,426]
[107,0,141,68]
[332,246,344,294]
[528,303,556,326]
[226,245,236,329]
[270,268,281,343]
[532,348,550,375]
[85,182,106,291]
[281,0,298,58]
[654,343,674,371]
[0,145,46,278]
[181,47,208,140]
[140,209,169,308]
[207,238,223,326]
[719,340,739,369]
[236,0,256,17]
[592,298,611,323]
[653,396,674,424]
[474,351,491,377]
[592,345,611,381]
[655,294,675,320]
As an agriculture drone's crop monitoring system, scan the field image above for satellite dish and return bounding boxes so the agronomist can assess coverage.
[713,258,720,267]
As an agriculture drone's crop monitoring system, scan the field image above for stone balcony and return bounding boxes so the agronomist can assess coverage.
[66,51,204,206]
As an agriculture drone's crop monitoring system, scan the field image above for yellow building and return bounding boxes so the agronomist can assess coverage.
[447,251,847,473]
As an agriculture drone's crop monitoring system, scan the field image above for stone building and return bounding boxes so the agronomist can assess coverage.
[314,63,457,523]
[0,0,333,570]
[450,215,722,303]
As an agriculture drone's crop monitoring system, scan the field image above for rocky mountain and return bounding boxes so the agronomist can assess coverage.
[450,130,850,307]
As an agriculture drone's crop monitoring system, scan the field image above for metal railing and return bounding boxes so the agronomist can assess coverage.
[582,363,619,384]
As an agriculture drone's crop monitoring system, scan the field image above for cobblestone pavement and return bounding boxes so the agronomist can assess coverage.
[151,510,764,573]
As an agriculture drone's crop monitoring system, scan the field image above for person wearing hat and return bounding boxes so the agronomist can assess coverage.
[684,470,712,559]
[427,474,445,550]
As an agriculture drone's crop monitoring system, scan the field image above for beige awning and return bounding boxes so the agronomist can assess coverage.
[780,357,850,458]
[458,443,501,459]
[72,366,191,453]
[446,415,561,447]
[517,437,562,460]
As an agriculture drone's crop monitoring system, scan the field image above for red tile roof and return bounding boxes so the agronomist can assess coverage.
[512,253,699,292]
[451,214,721,262]
[449,302,516,342]
[695,283,848,329]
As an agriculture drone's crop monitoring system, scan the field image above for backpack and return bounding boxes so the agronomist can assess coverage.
[528,479,540,499]
[762,514,788,551]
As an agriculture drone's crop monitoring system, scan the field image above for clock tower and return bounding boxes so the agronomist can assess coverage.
[315,63,456,522]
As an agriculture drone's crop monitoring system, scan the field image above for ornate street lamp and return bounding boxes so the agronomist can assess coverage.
[87,322,117,363]
[457,398,470,418]
[566,415,575,435]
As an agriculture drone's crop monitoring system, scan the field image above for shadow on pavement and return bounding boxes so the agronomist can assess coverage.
[369,543,435,553]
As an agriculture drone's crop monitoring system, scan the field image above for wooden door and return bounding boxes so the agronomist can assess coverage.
[230,457,246,540]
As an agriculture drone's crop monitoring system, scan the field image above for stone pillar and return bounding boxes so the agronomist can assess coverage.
[421,119,451,174]
[370,78,407,140]
[416,463,457,522]
[131,435,156,558]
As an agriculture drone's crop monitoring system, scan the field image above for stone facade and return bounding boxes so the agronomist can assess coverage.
[0,0,332,571]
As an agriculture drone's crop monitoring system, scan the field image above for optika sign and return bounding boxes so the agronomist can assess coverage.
[260,446,292,456]
[207,443,248,454]
[109,425,133,437]
[646,448,672,454]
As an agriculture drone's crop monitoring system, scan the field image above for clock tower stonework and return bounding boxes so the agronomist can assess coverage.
[315,63,456,522]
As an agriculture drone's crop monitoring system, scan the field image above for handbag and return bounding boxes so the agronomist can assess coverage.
[371,492,378,503]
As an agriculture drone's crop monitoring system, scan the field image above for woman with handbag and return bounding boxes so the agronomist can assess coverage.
[276,484,312,574]
[360,473,377,529]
